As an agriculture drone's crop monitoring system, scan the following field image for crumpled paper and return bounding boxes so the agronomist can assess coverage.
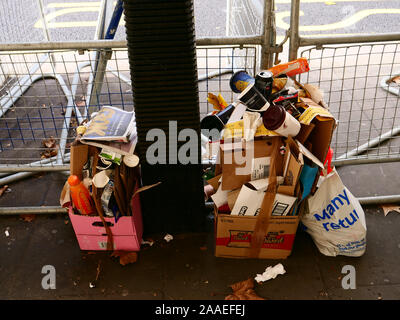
[255,263,286,283]
[242,111,263,141]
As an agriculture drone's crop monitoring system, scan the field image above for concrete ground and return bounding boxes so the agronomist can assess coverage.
[0,161,399,301]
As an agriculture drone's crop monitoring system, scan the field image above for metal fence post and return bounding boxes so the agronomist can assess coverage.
[260,0,276,70]
[289,0,300,61]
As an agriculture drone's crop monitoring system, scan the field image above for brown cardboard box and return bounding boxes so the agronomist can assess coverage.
[278,137,324,197]
[214,206,300,259]
[297,97,336,164]
[220,137,284,191]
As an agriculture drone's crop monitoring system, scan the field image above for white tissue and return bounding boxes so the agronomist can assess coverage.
[254,263,286,283]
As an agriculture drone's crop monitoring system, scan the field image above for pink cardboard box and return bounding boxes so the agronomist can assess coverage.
[68,186,143,251]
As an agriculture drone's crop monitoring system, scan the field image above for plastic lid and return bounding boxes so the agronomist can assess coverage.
[262,104,286,131]
[67,175,80,186]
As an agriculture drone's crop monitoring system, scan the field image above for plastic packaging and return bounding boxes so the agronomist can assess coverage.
[68,175,95,215]
[101,180,115,217]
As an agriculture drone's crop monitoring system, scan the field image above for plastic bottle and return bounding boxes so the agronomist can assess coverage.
[268,57,310,78]
[68,175,95,215]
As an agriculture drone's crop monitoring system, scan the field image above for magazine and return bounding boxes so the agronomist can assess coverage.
[81,106,136,143]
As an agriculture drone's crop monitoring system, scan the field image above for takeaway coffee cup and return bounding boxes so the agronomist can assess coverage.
[200,104,235,131]
[229,70,255,93]
[238,83,270,112]
[262,104,301,137]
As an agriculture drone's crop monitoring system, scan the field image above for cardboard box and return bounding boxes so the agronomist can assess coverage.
[297,97,336,163]
[65,142,145,251]
[68,182,143,251]
[214,206,300,259]
[278,137,324,197]
[229,178,295,217]
[220,137,283,191]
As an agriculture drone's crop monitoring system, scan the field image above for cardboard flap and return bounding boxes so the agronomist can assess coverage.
[206,173,222,192]
[248,137,281,258]
[220,138,279,191]
[278,136,303,196]
[70,143,89,180]
[296,140,324,169]
[59,181,71,208]
[246,178,269,191]
[295,123,315,145]
[211,183,229,208]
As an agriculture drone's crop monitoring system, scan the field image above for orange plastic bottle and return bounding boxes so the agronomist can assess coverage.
[68,175,95,215]
[268,57,310,78]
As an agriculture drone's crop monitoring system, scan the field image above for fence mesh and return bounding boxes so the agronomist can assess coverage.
[0,45,258,168]
[299,42,400,162]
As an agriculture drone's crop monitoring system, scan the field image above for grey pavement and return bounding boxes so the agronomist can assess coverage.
[0,161,399,301]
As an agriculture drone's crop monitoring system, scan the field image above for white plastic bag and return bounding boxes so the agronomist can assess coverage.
[301,168,367,257]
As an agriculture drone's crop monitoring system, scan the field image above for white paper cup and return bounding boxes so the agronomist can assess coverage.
[263,104,301,138]
[274,111,301,137]
[123,154,140,167]
[92,170,110,188]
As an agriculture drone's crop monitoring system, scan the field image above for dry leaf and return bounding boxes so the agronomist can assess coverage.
[199,246,207,251]
[42,137,56,149]
[225,278,265,300]
[0,185,9,197]
[75,100,86,108]
[390,76,400,85]
[20,214,36,222]
[381,204,400,216]
[111,251,138,266]
[41,137,59,158]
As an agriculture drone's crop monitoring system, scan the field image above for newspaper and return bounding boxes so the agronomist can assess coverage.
[80,106,137,155]
[81,106,136,142]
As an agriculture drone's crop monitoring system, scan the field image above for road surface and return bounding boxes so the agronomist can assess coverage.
[0,0,399,43]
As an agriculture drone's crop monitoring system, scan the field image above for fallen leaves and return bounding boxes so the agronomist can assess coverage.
[0,185,9,197]
[225,278,265,300]
[41,137,59,159]
[111,251,138,266]
[20,214,36,222]
[381,204,400,216]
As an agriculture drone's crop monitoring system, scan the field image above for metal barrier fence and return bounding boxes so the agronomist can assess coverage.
[0,43,259,167]
[288,0,400,204]
[1,0,399,213]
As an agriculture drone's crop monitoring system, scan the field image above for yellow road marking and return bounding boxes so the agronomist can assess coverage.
[35,3,125,29]
[276,8,400,32]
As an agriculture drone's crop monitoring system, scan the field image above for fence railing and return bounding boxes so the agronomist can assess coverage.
[1,0,400,213]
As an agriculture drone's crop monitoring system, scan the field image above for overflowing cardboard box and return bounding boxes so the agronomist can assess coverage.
[60,142,145,251]
[214,207,301,259]
[212,112,333,259]
[68,182,143,251]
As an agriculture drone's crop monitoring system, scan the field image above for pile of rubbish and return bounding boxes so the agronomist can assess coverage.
[201,58,367,259]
